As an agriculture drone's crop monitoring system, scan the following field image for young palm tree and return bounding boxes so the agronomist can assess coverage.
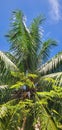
[0,10,62,130]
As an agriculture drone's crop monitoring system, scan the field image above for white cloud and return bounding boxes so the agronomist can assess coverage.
[48,0,61,22]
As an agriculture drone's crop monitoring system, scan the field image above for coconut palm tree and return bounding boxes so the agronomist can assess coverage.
[0,10,62,130]
[5,10,57,73]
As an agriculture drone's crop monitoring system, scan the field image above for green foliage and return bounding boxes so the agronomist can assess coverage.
[11,81,24,89]
[0,10,62,130]
[6,10,57,72]
[39,76,62,128]
[0,72,60,130]
[0,86,11,104]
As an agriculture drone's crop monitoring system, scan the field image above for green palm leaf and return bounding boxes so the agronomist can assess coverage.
[40,105,57,130]
[0,51,18,84]
[38,52,62,75]
[38,39,57,63]
[0,51,18,71]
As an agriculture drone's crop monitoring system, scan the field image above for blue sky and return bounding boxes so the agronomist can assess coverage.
[0,0,62,58]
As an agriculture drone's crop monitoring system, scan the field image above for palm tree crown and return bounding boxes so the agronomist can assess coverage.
[6,10,57,73]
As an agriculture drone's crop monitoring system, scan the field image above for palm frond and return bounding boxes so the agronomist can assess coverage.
[42,72,62,78]
[38,39,57,63]
[0,85,8,89]
[5,52,17,65]
[41,72,62,87]
[0,99,58,130]
[39,105,57,130]
[5,10,36,71]
[0,51,18,71]
[29,15,45,47]
[0,51,18,84]
[38,52,62,75]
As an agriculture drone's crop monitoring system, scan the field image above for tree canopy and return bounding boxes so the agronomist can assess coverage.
[0,10,62,130]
